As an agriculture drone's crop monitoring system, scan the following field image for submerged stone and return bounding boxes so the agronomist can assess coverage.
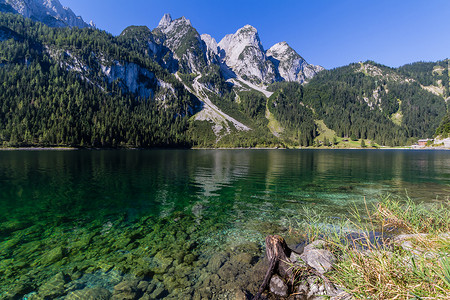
[230,252,253,266]
[206,253,227,273]
[66,287,112,300]
[112,280,140,300]
[37,272,67,299]
[41,246,65,265]
[270,275,288,297]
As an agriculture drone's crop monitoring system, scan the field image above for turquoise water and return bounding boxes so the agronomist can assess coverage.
[0,149,449,299]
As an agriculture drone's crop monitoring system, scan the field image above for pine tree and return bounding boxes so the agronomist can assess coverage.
[361,139,366,148]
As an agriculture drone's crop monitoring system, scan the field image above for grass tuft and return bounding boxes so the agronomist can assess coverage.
[291,195,450,299]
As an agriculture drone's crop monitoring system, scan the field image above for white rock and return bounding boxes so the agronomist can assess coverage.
[218,25,277,84]
[158,13,172,28]
[1,0,90,28]
[267,41,323,83]
[200,34,220,65]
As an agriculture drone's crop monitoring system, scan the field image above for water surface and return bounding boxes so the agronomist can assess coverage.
[0,149,449,298]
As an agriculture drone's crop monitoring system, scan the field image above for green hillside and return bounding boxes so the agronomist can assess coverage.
[0,12,448,148]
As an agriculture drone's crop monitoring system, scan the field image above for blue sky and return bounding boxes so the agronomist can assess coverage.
[59,0,449,69]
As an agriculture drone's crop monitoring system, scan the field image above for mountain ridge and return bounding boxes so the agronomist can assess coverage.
[0,6,448,149]
[0,0,90,28]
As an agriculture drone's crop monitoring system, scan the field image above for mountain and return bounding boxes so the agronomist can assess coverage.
[0,9,448,149]
[0,0,90,28]
[0,13,200,147]
[154,14,208,73]
[218,25,277,85]
[267,42,324,83]
[291,61,448,145]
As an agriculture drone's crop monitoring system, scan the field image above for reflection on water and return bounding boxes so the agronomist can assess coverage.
[1,149,450,230]
[0,149,449,297]
[1,150,450,225]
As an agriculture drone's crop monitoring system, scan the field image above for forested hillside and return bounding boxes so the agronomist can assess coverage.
[301,62,446,146]
[0,13,199,147]
[0,12,448,148]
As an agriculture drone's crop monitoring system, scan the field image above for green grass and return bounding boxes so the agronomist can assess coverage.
[290,195,450,299]
[265,100,284,138]
[390,99,403,126]
[314,120,336,144]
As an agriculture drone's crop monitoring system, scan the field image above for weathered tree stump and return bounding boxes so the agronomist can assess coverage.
[253,235,348,300]
[253,235,293,300]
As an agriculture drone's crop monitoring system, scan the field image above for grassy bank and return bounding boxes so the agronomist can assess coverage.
[291,195,450,299]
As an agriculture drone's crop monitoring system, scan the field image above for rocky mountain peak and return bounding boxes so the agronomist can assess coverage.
[157,14,192,33]
[158,13,172,28]
[201,34,218,54]
[267,42,300,59]
[218,24,276,84]
[154,14,206,73]
[267,41,323,83]
[0,0,90,28]
[201,34,219,64]
[238,24,257,33]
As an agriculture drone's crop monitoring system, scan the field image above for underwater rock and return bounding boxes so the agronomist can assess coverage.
[234,289,249,300]
[0,281,34,300]
[207,253,227,273]
[230,252,254,266]
[269,275,288,297]
[37,272,67,299]
[40,246,65,265]
[152,251,174,274]
[183,253,197,265]
[112,280,140,300]
[149,282,167,299]
[136,281,149,292]
[218,261,239,282]
[66,287,112,300]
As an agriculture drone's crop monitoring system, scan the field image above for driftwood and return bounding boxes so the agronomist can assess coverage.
[253,235,292,300]
[253,235,346,300]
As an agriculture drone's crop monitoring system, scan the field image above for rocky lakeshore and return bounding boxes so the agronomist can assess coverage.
[0,207,354,300]
[1,209,449,299]
[0,212,286,300]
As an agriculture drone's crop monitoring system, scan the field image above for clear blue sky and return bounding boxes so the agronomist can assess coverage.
[59,0,449,69]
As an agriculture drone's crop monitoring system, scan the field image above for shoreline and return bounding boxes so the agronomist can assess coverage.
[0,147,78,151]
[1,146,449,151]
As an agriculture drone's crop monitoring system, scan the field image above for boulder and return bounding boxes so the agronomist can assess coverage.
[66,287,111,300]
[207,253,227,273]
[38,272,67,299]
[269,275,288,297]
[111,280,139,300]
[300,240,336,274]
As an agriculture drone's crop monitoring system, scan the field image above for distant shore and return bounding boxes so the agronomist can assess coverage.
[0,146,449,151]
[0,147,77,151]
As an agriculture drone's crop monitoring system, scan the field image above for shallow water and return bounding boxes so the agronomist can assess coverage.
[0,149,449,299]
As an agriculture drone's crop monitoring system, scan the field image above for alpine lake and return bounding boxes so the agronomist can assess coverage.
[0,149,449,299]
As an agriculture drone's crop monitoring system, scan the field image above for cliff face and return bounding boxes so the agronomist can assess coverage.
[218,25,278,85]
[0,0,90,28]
[267,42,324,83]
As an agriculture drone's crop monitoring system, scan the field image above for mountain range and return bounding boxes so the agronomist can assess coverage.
[0,0,91,28]
[0,0,448,148]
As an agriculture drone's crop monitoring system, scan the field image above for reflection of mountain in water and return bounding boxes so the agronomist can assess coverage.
[191,151,250,219]
[193,151,250,197]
